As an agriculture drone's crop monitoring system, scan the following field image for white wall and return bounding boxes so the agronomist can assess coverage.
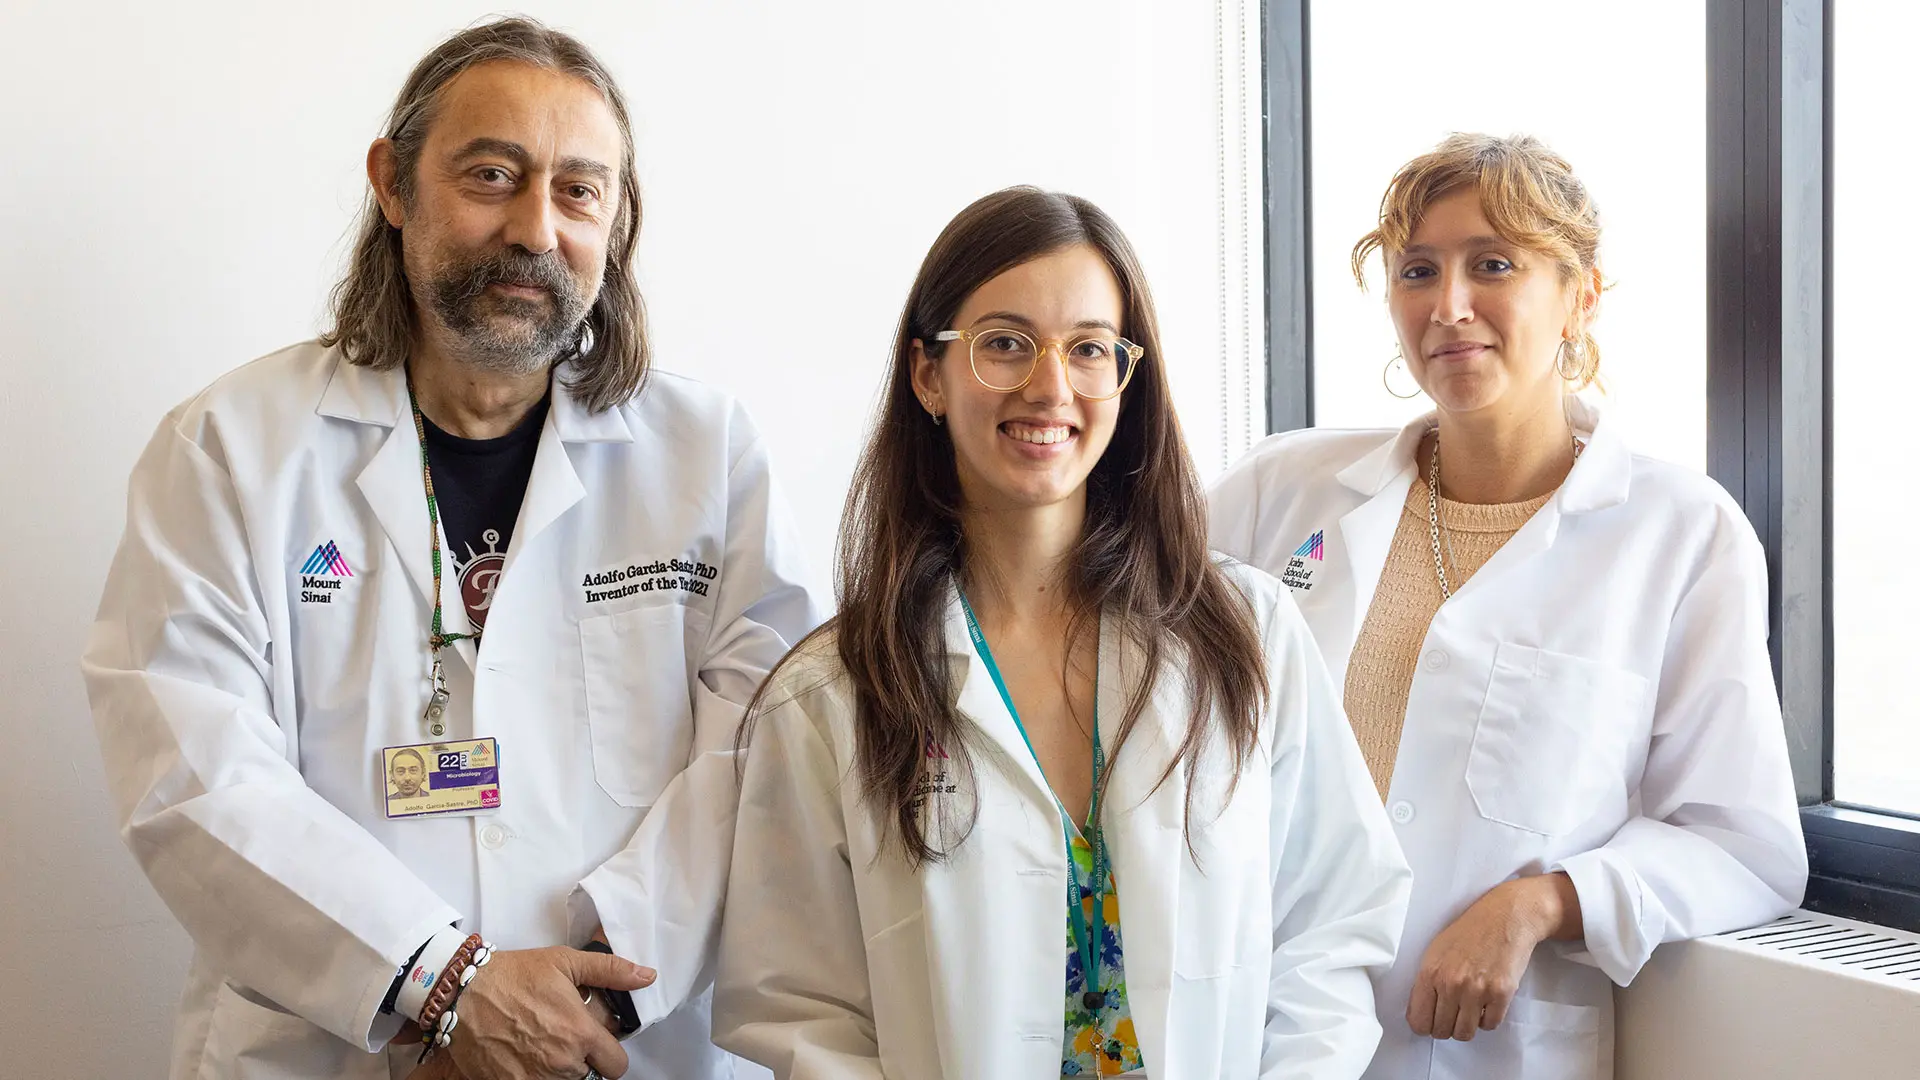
[0,2,1260,1074]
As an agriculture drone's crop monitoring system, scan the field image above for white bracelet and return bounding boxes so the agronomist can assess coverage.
[395,925,472,1024]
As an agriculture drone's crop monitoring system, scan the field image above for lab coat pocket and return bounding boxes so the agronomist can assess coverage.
[1506,996,1602,1078]
[198,981,385,1080]
[581,603,701,808]
[1466,643,1647,837]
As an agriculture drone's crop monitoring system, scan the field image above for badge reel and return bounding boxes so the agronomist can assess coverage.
[383,661,503,820]
[424,658,451,737]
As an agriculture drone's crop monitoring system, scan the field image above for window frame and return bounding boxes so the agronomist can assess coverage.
[1262,0,1920,933]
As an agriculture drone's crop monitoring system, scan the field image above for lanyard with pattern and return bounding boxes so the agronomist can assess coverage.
[406,381,481,737]
[957,592,1112,1012]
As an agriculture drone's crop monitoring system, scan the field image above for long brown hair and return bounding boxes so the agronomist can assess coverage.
[319,16,651,411]
[749,187,1268,866]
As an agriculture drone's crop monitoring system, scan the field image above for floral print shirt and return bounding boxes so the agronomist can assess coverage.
[1061,828,1144,1076]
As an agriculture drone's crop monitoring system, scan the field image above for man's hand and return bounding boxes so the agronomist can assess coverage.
[402,1042,467,1080]
[581,927,625,1036]
[444,945,655,1080]
[1406,873,1581,1041]
[395,1021,465,1079]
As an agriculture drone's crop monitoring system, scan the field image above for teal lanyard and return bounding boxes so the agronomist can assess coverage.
[957,592,1111,1011]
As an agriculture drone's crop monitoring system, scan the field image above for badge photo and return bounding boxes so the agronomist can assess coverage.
[382,738,503,819]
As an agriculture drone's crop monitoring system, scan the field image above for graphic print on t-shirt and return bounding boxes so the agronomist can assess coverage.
[453,528,509,631]
[419,394,547,636]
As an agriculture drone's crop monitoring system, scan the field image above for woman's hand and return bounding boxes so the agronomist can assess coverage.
[1407,872,1582,1041]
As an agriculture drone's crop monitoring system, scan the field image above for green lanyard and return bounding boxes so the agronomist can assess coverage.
[406,381,481,737]
[957,592,1111,1012]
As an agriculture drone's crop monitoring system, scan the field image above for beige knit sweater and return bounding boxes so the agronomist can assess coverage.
[1343,475,1552,800]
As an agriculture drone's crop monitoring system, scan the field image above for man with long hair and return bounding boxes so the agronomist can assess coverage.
[83,18,819,1080]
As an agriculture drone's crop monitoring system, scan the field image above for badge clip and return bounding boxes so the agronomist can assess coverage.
[424,659,450,737]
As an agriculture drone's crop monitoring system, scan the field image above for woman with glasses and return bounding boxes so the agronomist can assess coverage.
[1210,135,1806,1079]
[712,186,1412,1079]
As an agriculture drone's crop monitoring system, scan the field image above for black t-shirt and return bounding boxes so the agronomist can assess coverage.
[421,395,550,633]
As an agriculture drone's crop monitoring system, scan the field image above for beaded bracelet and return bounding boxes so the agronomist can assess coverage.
[415,936,481,1035]
[416,937,492,1064]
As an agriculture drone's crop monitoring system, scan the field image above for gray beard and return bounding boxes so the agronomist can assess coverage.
[425,247,594,377]
[440,301,580,377]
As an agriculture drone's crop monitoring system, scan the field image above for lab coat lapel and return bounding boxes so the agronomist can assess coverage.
[334,363,494,671]
[340,365,437,619]
[1331,417,1427,677]
[925,589,1072,1077]
[1099,618,1187,1077]
[1434,396,1630,600]
[1452,493,1561,600]
[942,587,1055,809]
[501,373,620,572]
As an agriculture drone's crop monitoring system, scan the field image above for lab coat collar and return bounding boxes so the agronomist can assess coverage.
[1333,415,1427,497]
[316,350,635,444]
[941,582,1055,810]
[328,351,625,668]
[1556,395,1631,515]
[1334,394,1629,516]
[938,581,1184,818]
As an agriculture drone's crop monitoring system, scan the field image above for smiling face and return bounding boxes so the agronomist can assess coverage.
[911,244,1127,515]
[1388,186,1592,420]
[373,60,626,375]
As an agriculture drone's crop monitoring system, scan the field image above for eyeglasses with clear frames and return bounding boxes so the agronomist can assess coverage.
[933,326,1144,402]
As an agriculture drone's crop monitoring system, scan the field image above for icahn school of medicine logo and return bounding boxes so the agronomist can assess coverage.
[298,540,354,604]
[1280,530,1324,592]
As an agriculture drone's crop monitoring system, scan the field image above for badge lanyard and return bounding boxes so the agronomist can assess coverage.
[406,382,481,737]
[957,592,1111,1013]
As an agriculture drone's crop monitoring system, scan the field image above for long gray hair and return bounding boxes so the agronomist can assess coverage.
[320,16,650,411]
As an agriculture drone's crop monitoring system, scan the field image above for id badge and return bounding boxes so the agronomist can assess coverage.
[382,738,503,819]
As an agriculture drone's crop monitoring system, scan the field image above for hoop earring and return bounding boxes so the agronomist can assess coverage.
[1556,338,1587,382]
[1383,352,1421,400]
[576,322,596,358]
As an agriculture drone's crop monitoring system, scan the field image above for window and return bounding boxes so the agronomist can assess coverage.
[1831,2,1920,818]
[1304,0,1708,472]
[1267,0,1920,930]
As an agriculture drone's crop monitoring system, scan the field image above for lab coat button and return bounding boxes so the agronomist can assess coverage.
[480,824,507,849]
[1390,801,1415,825]
[1422,649,1450,673]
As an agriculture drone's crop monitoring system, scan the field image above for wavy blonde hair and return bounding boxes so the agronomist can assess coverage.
[1352,133,1603,388]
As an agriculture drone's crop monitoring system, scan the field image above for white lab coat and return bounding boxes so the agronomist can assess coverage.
[713,563,1412,1079]
[83,341,823,1080]
[1207,397,1808,1080]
